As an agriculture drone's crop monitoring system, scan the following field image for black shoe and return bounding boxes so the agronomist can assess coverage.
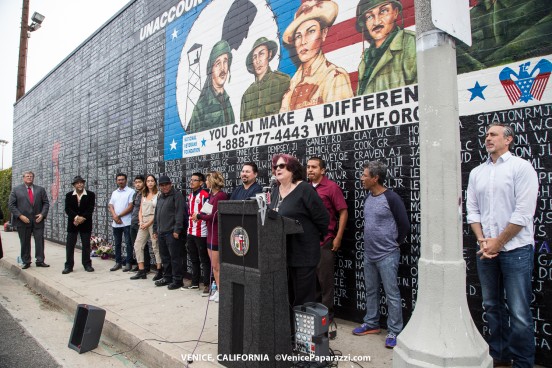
[130,270,147,280]
[152,270,163,281]
[167,283,182,290]
[144,268,151,273]
[36,262,50,267]
[131,265,139,272]
[62,268,73,274]
[110,263,122,271]
[122,264,132,272]
[22,263,31,269]
[155,279,170,287]
[84,266,95,272]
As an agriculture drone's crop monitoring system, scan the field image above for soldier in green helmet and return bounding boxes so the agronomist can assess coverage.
[188,40,235,134]
[240,37,290,121]
[356,0,417,95]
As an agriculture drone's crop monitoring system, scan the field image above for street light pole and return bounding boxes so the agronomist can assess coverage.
[393,0,491,366]
[0,139,8,170]
[16,0,30,101]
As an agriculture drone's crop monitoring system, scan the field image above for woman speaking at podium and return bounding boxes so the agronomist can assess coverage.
[269,154,329,306]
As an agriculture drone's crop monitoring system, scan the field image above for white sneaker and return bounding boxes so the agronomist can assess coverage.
[209,290,219,302]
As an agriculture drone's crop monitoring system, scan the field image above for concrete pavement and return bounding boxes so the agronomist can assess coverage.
[0,229,391,368]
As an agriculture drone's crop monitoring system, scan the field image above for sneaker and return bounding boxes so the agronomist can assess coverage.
[201,285,210,296]
[209,290,219,302]
[352,323,381,336]
[385,333,397,349]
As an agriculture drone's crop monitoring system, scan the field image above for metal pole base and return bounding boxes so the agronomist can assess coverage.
[393,259,492,367]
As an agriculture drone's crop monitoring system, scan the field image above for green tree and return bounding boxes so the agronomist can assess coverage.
[0,168,12,224]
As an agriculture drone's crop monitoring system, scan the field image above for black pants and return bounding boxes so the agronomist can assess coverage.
[65,231,92,269]
[131,224,151,270]
[158,232,184,285]
[186,235,210,286]
[316,238,335,315]
[288,266,317,307]
[17,224,45,264]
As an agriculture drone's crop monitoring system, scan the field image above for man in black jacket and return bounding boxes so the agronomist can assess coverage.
[63,176,96,274]
[153,175,187,290]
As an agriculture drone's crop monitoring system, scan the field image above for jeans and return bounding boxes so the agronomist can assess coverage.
[477,244,534,368]
[112,226,132,265]
[362,249,403,335]
[158,232,184,284]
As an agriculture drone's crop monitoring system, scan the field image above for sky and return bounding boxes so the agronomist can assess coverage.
[0,0,131,170]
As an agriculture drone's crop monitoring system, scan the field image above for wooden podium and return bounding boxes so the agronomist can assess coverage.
[217,199,302,367]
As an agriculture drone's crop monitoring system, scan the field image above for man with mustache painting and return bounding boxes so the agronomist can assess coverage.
[280,0,353,112]
[356,0,417,95]
[187,40,235,134]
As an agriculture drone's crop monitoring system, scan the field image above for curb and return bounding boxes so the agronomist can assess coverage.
[0,258,186,368]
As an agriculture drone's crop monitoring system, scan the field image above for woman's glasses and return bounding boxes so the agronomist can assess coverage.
[273,163,286,170]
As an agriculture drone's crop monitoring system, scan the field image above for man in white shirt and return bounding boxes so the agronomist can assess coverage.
[108,173,134,271]
[466,123,539,368]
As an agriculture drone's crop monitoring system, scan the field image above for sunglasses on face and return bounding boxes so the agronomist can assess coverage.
[273,163,286,170]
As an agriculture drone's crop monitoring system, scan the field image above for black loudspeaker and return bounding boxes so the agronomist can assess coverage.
[68,304,106,353]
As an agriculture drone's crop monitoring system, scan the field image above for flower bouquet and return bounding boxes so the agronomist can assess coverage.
[90,236,114,259]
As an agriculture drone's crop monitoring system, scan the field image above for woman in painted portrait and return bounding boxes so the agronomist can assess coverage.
[280,0,353,112]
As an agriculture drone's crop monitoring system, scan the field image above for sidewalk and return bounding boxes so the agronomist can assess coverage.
[0,230,390,368]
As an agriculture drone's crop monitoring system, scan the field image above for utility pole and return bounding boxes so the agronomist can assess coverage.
[16,0,30,101]
[16,0,44,101]
[393,0,492,366]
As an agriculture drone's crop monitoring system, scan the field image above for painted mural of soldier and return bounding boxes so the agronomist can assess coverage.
[187,40,235,134]
[457,0,552,74]
[240,37,290,121]
[355,0,417,95]
[280,0,353,112]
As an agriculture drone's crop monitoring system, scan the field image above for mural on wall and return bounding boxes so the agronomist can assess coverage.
[10,0,552,364]
[163,0,419,160]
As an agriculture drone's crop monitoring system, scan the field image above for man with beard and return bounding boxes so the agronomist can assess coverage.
[108,173,134,271]
[187,40,235,134]
[307,157,348,321]
[240,37,290,121]
[355,0,417,95]
[280,0,353,112]
[230,162,263,200]
[467,123,539,367]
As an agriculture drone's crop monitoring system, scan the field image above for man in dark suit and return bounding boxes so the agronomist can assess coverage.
[8,171,50,269]
[63,175,96,274]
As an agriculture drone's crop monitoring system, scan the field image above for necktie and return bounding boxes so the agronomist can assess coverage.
[28,187,34,205]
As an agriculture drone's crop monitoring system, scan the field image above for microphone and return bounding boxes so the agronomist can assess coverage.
[270,175,278,187]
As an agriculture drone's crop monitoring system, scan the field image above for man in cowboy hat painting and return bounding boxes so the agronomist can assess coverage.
[280,0,353,112]
[240,37,290,121]
[356,0,417,95]
[188,40,235,134]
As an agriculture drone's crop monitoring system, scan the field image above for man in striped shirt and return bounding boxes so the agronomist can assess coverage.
[183,172,211,296]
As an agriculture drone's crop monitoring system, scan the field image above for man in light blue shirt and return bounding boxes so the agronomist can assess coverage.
[467,123,539,368]
[108,173,134,271]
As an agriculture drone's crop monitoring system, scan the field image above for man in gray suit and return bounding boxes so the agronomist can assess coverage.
[8,171,50,269]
